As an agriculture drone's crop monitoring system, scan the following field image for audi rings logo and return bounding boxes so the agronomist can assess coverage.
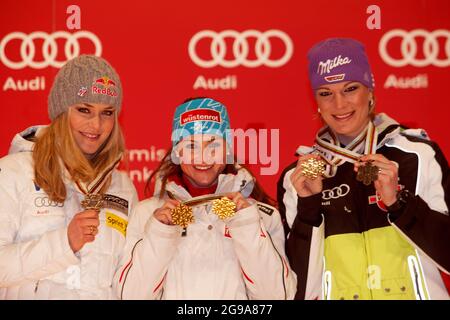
[34,197,64,208]
[0,31,102,69]
[322,184,350,201]
[188,29,293,68]
[379,29,450,67]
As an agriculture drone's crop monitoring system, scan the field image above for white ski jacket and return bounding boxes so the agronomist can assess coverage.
[0,126,138,299]
[115,168,297,299]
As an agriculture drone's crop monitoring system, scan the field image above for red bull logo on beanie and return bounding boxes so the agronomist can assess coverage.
[91,76,118,97]
[180,109,221,126]
[95,76,116,87]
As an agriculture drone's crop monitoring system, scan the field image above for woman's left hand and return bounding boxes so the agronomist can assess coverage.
[226,192,251,211]
[354,154,399,206]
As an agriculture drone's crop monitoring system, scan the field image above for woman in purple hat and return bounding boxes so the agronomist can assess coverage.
[278,38,450,300]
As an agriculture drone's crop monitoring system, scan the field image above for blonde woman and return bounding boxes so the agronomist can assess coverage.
[0,55,137,299]
[278,38,450,300]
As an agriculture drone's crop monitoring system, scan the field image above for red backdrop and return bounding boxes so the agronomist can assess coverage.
[1,0,450,296]
[1,0,449,200]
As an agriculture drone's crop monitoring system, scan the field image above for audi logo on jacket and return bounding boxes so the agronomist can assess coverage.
[0,126,138,299]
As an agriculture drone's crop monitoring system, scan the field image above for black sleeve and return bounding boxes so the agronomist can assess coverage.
[277,164,322,300]
[392,139,450,272]
[295,194,323,227]
[391,198,450,272]
[286,217,314,300]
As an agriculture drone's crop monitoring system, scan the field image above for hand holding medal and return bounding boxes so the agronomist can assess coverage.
[75,155,121,242]
[68,193,102,253]
[153,198,192,227]
[300,157,326,180]
[81,193,104,211]
[291,154,325,198]
[80,193,103,238]
[171,203,195,228]
[212,192,249,220]
[212,197,237,220]
[354,154,400,206]
[355,159,379,186]
[163,191,249,228]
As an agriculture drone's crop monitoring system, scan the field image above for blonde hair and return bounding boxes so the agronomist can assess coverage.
[33,110,125,202]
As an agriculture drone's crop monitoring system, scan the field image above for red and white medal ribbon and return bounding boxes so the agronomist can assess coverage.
[71,154,122,210]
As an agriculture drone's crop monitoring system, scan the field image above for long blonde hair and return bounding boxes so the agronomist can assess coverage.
[33,110,125,202]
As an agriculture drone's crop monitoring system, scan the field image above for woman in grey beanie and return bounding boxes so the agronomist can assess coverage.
[0,55,137,299]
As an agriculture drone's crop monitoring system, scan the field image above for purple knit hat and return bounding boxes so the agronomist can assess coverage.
[307,38,374,90]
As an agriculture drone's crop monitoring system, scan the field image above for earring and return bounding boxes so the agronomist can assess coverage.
[170,149,181,165]
[317,107,321,113]
[369,99,374,107]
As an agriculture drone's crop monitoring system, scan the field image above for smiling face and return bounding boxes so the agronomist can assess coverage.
[176,134,227,188]
[68,103,116,156]
[315,81,373,140]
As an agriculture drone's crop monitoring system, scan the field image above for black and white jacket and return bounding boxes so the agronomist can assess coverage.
[278,113,450,300]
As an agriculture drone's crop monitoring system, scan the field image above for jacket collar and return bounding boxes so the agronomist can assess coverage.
[8,125,47,154]
[165,167,255,202]
[373,113,401,146]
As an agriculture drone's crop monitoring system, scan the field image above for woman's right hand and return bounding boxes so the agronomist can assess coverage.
[153,199,180,225]
[290,154,324,197]
[67,209,100,253]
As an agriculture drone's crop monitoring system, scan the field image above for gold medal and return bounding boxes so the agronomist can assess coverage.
[356,161,379,186]
[212,197,237,220]
[300,158,326,179]
[81,193,104,211]
[171,203,194,228]
[314,121,380,178]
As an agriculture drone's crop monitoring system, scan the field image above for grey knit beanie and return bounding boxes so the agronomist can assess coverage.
[48,55,122,120]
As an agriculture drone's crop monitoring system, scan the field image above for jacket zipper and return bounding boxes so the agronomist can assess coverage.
[267,232,287,299]
[323,270,332,300]
[408,255,426,300]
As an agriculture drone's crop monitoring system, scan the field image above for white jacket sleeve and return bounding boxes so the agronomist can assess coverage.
[0,162,79,287]
[114,199,182,299]
[227,202,297,299]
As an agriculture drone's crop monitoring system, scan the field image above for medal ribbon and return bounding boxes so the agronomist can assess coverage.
[314,122,378,177]
[74,154,122,195]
